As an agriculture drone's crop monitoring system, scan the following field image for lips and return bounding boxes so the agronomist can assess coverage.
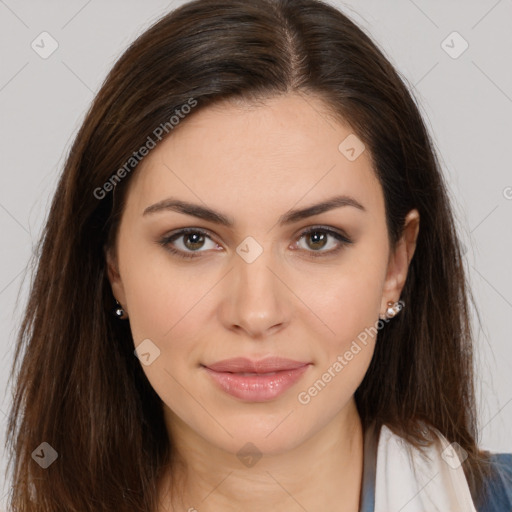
[202,357,311,402]
[205,356,309,374]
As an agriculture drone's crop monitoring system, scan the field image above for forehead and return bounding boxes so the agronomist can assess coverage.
[124,92,383,221]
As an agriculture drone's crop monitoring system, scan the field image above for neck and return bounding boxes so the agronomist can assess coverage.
[158,400,365,512]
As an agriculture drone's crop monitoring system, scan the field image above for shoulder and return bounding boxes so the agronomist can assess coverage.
[475,452,512,512]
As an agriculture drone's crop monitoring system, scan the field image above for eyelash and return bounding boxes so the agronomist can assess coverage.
[158,226,353,260]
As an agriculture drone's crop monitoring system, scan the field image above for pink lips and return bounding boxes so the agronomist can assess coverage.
[203,357,311,402]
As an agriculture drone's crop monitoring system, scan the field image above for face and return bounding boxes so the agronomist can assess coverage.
[107,92,419,458]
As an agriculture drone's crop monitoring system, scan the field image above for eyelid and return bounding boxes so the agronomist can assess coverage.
[294,225,352,243]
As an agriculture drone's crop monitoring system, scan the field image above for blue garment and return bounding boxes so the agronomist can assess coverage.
[359,424,512,512]
[477,453,512,512]
[359,422,377,512]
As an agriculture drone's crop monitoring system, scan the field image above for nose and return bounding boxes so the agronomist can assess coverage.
[218,244,290,339]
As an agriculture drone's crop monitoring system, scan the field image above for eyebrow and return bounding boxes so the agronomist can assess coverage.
[142,194,366,227]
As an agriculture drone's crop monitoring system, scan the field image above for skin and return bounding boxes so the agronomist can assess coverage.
[106,92,419,512]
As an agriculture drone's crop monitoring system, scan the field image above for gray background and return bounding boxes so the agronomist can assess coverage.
[1,0,511,506]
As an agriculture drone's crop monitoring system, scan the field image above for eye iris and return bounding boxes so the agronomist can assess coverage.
[307,231,327,250]
[184,233,205,250]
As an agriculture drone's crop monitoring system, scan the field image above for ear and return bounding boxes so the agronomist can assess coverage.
[380,209,420,315]
[105,246,127,310]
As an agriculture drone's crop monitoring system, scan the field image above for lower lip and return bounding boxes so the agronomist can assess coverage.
[204,364,311,402]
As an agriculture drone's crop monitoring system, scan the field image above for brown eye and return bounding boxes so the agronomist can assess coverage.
[295,227,352,257]
[305,231,329,250]
[159,228,219,259]
[182,232,206,251]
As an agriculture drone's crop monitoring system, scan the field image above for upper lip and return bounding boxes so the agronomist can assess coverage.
[204,357,310,373]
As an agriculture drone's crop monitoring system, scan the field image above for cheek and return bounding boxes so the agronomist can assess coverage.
[315,248,388,345]
[118,234,205,341]
[118,245,210,414]
[295,266,385,417]
[299,241,388,407]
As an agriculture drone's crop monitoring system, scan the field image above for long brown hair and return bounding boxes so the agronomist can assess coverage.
[6,0,492,509]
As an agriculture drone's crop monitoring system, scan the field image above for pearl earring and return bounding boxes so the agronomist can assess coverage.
[381,300,404,320]
[113,299,128,320]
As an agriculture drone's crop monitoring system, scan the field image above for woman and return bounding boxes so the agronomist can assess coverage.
[6,0,512,510]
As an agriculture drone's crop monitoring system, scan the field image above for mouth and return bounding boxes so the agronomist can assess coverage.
[202,357,311,402]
